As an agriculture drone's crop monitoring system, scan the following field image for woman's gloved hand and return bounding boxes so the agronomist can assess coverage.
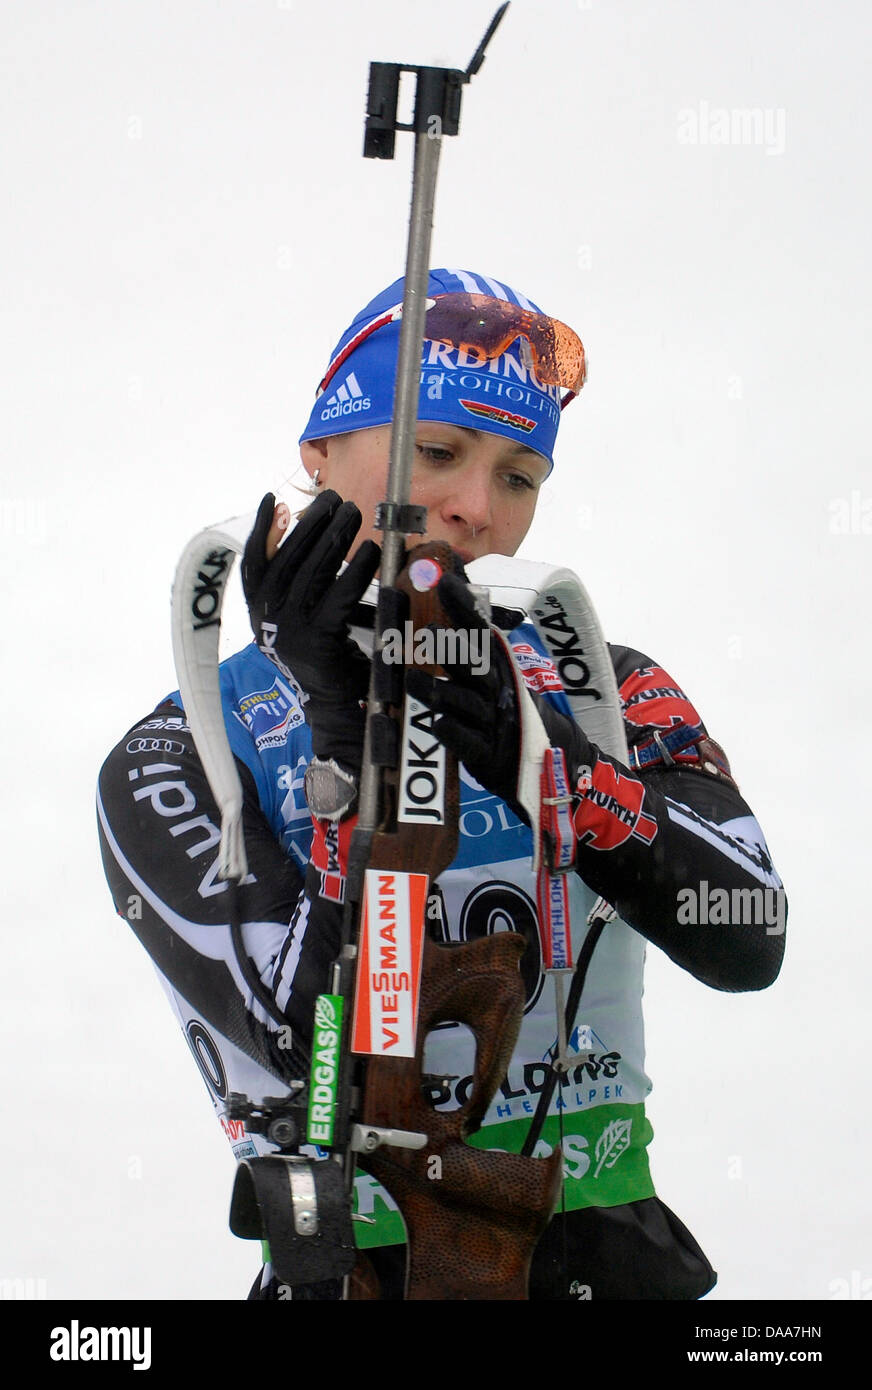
[406,570,590,815]
[242,489,380,772]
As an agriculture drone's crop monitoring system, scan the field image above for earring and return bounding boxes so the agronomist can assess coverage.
[308,468,322,495]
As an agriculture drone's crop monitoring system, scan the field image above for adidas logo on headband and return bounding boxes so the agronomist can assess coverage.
[319,370,372,423]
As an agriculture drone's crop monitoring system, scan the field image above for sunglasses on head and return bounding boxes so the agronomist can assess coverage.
[318,292,587,409]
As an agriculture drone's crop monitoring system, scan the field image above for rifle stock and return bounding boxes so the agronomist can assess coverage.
[346,542,562,1299]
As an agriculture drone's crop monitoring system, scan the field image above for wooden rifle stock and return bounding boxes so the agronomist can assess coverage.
[351,542,562,1300]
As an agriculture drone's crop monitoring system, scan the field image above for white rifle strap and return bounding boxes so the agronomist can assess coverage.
[466,557,626,1067]
[170,512,254,882]
[466,557,629,873]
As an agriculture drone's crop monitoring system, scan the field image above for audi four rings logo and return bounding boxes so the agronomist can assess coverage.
[125,737,186,756]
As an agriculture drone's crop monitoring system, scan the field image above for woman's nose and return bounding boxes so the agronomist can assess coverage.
[438,469,492,533]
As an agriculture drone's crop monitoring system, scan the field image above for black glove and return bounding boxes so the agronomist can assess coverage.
[242,490,380,773]
[405,571,590,815]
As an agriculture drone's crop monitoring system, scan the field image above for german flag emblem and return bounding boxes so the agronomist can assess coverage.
[459,399,537,433]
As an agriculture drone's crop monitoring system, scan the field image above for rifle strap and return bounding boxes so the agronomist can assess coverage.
[171,510,256,882]
[464,555,629,765]
[465,555,628,1146]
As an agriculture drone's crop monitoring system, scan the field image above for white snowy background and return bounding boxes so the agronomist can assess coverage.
[1,0,869,1302]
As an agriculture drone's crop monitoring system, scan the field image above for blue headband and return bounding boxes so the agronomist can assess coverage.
[299,269,563,474]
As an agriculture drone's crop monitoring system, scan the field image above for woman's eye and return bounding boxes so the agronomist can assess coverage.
[503,471,536,492]
[416,444,453,464]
